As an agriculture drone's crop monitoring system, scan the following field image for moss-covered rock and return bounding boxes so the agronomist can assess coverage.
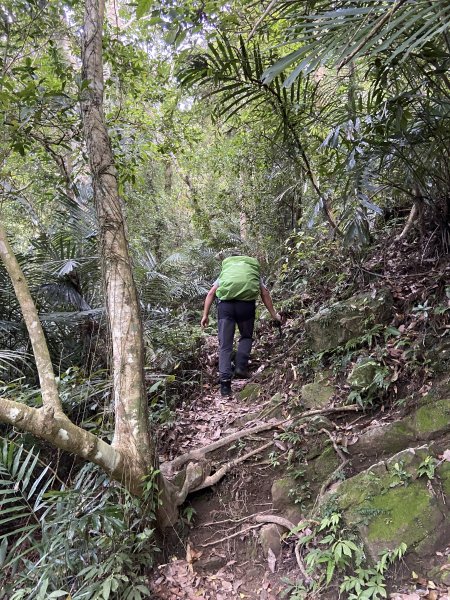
[313,445,341,481]
[348,358,379,389]
[301,382,334,409]
[304,288,393,353]
[407,399,450,439]
[332,448,448,563]
[351,420,416,463]
[238,383,262,401]
[271,477,297,511]
[305,415,335,433]
[439,461,450,504]
[350,399,450,465]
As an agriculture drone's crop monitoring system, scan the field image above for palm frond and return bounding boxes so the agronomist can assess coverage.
[177,33,303,130]
[0,350,33,375]
[264,0,450,84]
[0,439,55,571]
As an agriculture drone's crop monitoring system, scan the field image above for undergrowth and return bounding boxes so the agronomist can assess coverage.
[281,512,407,600]
[0,439,159,600]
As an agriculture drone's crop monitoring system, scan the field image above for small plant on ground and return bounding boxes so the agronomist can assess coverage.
[389,461,412,487]
[417,455,437,480]
[283,511,407,599]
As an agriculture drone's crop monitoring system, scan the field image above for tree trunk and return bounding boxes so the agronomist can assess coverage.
[0,0,180,528]
[81,0,178,526]
[81,0,153,473]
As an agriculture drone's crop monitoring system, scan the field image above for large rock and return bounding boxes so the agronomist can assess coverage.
[331,447,450,566]
[271,478,309,524]
[405,398,450,440]
[271,477,297,512]
[238,383,262,401]
[304,289,393,353]
[348,358,379,389]
[259,524,283,557]
[351,398,450,464]
[301,382,334,409]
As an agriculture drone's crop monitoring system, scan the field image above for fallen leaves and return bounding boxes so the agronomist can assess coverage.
[150,557,257,600]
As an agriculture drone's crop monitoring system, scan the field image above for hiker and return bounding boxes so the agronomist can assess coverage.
[201,255,281,397]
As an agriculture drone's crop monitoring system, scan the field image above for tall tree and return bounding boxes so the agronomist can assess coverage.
[0,0,182,526]
[81,0,152,483]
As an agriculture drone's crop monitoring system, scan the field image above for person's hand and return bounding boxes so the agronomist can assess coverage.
[201,315,209,328]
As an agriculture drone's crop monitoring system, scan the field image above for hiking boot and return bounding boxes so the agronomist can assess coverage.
[234,368,250,379]
[220,379,232,397]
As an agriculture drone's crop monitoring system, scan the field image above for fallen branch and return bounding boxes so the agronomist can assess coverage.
[395,202,419,241]
[298,404,360,419]
[200,524,262,548]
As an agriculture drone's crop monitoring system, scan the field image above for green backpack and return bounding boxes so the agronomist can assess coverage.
[216,256,260,301]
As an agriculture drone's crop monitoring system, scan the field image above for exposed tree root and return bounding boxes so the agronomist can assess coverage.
[199,514,296,548]
[254,514,296,530]
[164,419,288,475]
[164,404,359,475]
[315,460,349,510]
[163,405,360,507]
[200,524,262,548]
[312,428,350,510]
[192,440,274,491]
[318,428,348,463]
[200,510,273,528]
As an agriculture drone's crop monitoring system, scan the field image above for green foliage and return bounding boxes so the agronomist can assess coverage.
[0,439,56,567]
[286,511,407,599]
[280,227,347,300]
[340,544,407,600]
[389,461,412,487]
[265,1,450,79]
[417,455,437,480]
[2,455,158,600]
[347,359,391,409]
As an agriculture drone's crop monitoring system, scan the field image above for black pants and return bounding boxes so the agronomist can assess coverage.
[217,300,256,380]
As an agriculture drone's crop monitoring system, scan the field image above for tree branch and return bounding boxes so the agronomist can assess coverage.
[0,396,128,486]
[0,222,63,415]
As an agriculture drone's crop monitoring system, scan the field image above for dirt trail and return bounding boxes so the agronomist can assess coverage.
[151,336,298,599]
